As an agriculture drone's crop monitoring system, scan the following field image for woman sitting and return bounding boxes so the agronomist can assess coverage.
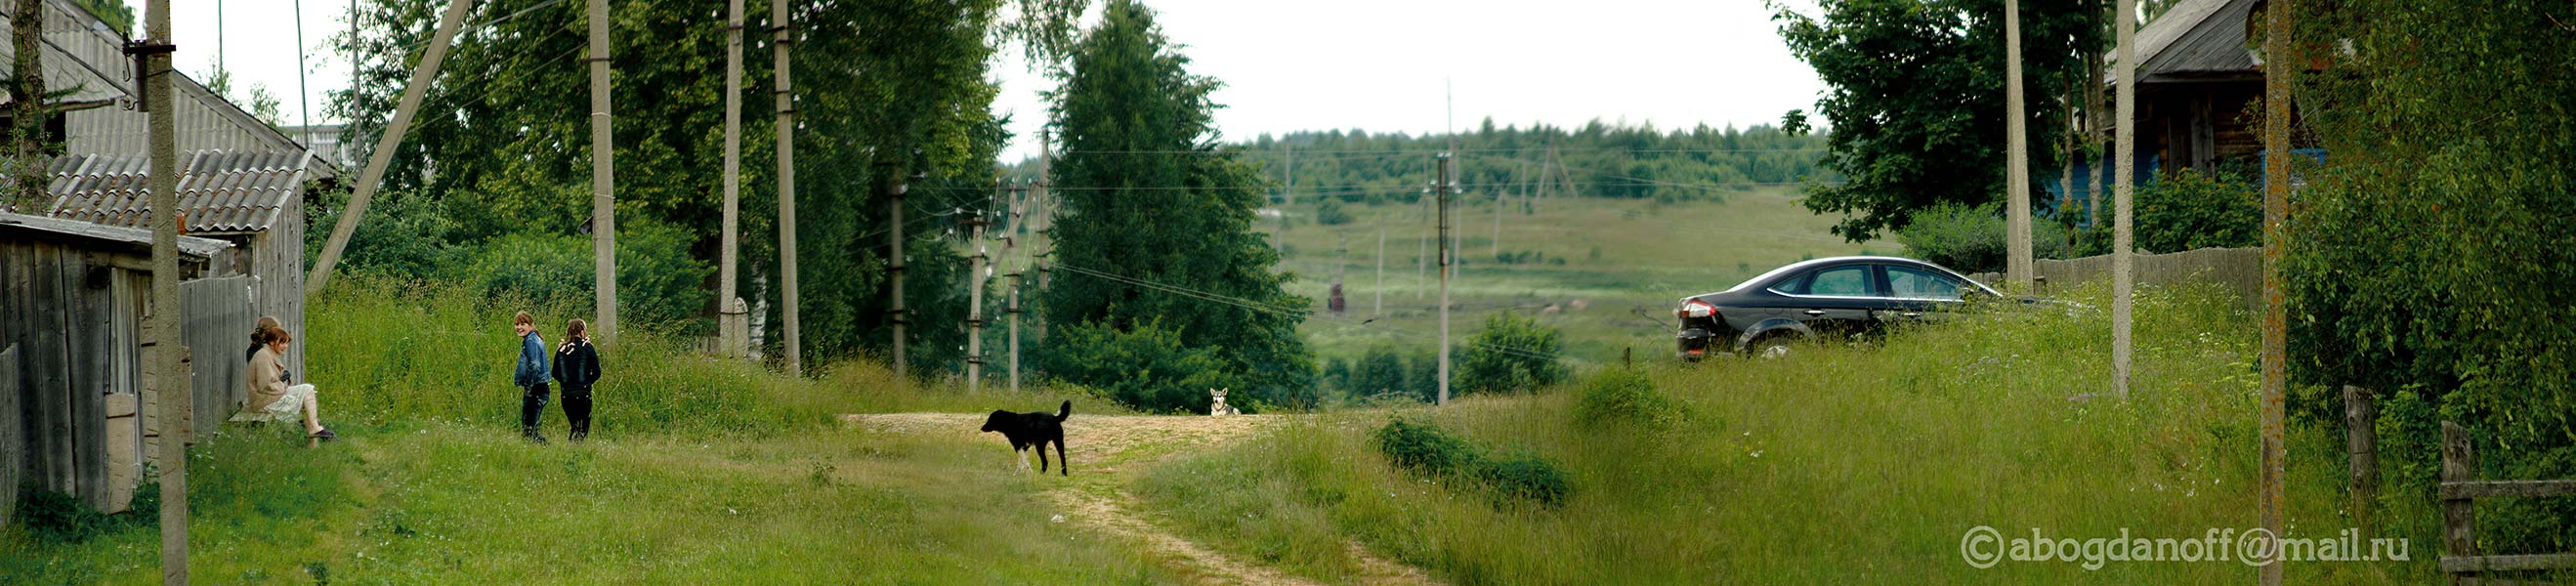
[237,326,335,440]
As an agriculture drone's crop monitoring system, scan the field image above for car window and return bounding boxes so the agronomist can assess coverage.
[1886,265,1964,300]
[1798,266,1874,296]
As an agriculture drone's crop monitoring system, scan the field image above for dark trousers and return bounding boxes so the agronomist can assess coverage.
[520,383,551,440]
[562,385,593,440]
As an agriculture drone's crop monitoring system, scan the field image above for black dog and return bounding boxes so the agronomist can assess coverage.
[980,400,1071,476]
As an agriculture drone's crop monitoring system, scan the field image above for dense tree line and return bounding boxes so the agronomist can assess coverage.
[1016,121,1832,206]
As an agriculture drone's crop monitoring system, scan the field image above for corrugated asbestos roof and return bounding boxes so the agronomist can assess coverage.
[0,211,231,258]
[42,150,314,233]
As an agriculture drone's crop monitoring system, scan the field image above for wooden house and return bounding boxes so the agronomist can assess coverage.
[1,212,231,514]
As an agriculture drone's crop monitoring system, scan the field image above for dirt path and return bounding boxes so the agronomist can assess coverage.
[842,412,1440,586]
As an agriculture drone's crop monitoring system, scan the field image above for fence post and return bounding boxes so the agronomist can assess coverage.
[2345,385,2376,534]
[2441,421,2476,585]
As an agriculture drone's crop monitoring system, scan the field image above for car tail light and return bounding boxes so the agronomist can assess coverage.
[1679,300,1717,319]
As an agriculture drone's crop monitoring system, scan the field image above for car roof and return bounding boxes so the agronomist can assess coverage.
[1698,256,1997,298]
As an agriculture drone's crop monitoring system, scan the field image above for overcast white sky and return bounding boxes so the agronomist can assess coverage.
[136,0,1827,162]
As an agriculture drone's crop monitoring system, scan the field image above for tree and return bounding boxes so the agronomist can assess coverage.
[1349,346,1411,400]
[9,0,46,212]
[1454,313,1567,396]
[2283,0,2576,554]
[1772,0,2109,241]
[1037,0,1314,409]
[330,0,1087,367]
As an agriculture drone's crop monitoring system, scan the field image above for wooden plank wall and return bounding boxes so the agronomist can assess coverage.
[184,275,255,437]
[1,344,19,528]
[2,235,164,511]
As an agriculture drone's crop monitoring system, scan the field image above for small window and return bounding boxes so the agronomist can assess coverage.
[1797,266,1874,296]
[1886,265,1964,300]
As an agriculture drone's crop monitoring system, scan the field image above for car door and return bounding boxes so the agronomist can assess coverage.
[1875,264,1970,326]
[1776,263,1881,341]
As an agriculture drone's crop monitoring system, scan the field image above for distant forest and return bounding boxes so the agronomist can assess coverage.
[1012,120,1835,205]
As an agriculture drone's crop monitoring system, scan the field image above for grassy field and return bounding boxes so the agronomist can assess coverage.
[0,277,1173,585]
[1268,189,1886,364]
[1130,282,2442,584]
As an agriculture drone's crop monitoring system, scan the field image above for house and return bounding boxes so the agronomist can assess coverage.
[0,212,232,515]
[2051,0,2313,221]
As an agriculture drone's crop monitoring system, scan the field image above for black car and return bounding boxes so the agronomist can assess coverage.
[1673,256,2002,359]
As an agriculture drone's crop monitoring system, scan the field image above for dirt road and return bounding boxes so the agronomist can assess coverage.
[841,412,1439,586]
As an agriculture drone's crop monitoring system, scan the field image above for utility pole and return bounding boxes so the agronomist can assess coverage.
[1035,131,1051,293]
[586,0,617,346]
[772,0,802,376]
[1006,185,1025,394]
[1415,204,1428,300]
[2113,0,2137,401]
[966,197,989,394]
[885,165,908,381]
[2257,0,2293,581]
[1373,227,1385,315]
[308,0,475,294]
[719,0,747,357]
[1435,150,1454,406]
[141,2,187,581]
[2004,0,2033,288]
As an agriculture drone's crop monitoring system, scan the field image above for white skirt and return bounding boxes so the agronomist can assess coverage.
[233,384,315,422]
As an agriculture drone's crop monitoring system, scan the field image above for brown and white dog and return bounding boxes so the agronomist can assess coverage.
[1207,388,1241,416]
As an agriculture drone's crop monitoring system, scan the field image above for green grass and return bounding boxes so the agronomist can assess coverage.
[1273,190,1885,363]
[1,276,1169,585]
[1135,282,2441,584]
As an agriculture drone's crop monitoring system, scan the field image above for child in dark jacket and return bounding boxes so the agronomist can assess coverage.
[551,318,604,441]
[514,312,551,442]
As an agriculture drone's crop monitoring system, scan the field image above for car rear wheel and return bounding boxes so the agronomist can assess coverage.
[1752,334,1798,359]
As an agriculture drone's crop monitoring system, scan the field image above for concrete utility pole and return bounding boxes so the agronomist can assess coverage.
[966,189,994,394]
[308,0,475,294]
[1373,227,1385,315]
[1435,151,1454,406]
[772,0,802,376]
[884,165,908,381]
[719,0,747,357]
[1006,186,1025,394]
[1415,204,1428,299]
[2113,0,2137,401]
[586,0,617,346]
[142,3,187,581]
[2258,0,2293,581]
[2004,0,2033,287]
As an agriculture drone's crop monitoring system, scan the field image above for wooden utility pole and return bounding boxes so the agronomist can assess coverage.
[2113,0,2137,401]
[1006,186,1025,394]
[719,0,747,357]
[966,190,992,394]
[308,0,475,294]
[2258,0,2292,581]
[141,2,187,581]
[1493,157,1515,260]
[772,0,802,376]
[2004,0,2033,287]
[1435,150,1453,406]
[884,165,908,381]
[586,0,617,345]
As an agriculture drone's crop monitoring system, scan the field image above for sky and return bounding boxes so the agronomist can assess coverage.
[130,0,1828,162]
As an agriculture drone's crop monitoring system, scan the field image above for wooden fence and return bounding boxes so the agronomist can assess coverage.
[2438,421,2576,584]
[182,276,254,439]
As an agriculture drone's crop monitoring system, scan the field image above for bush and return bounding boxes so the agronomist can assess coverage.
[1474,450,1571,508]
[2133,168,2259,253]
[13,487,147,544]
[1455,313,1568,396]
[1372,417,1479,477]
[1371,417,1571,508]
[450,223,714,334]
[1346,346,1415,401]
[1573,368,1684,430]
[1314,198,1353,226]
[1895,202,2005,272]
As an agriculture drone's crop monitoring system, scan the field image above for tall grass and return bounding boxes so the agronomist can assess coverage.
[1138,282,2437,584]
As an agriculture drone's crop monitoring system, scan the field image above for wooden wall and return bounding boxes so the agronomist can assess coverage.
[1,344,19,528]
[183,276,255,439]
[2,236,130,509]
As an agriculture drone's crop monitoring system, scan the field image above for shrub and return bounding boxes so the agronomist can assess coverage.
[1895,202,2005,272]
[1474,450,1571,508]
[1573,368,1684,430]
[2133,168,2259,253]
[1347,346,1415,401]
[1371,417,1571,508]
[1372,417,1479,477]
[451,223,713,334]
[13,487,146,544]
[1314,198,1353,226]
[1455,313,1568,396]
